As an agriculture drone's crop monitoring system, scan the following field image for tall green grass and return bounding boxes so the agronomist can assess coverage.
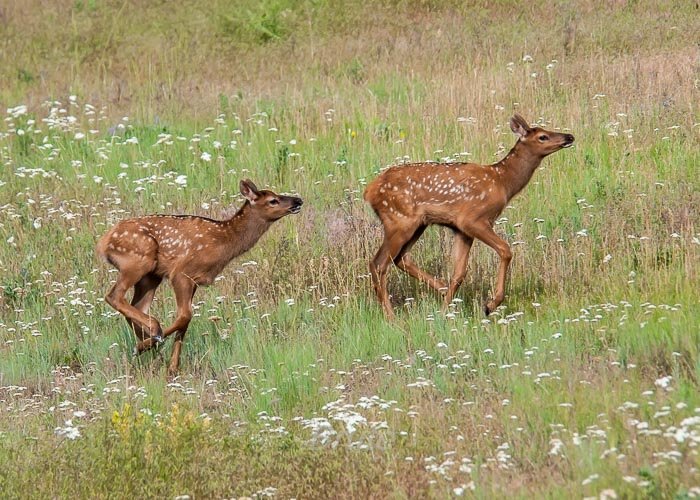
[1,0,698,497]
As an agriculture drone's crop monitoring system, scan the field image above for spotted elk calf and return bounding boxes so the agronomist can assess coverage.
[364,114,574,318]
[97,179,303,375]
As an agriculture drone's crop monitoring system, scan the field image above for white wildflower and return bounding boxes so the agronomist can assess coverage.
[549,438,565,456]
[55,420,81,440]
[581,473,599,486]
[655,375,673,391]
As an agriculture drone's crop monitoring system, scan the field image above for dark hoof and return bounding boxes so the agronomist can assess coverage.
[483,303,492,316]
[153,337,167,354]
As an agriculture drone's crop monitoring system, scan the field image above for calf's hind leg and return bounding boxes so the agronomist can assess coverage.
[127,274,163,341]
[370,223,421,319]
[394,225,449,293]
[106,268,163,343]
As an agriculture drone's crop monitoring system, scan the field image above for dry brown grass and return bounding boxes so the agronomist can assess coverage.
[3,0,698,122]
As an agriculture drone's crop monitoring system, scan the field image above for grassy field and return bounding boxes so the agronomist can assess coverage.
[1,0,699,497]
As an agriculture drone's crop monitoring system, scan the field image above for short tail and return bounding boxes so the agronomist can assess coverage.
[95,230,115,267]
[363,177,382,209]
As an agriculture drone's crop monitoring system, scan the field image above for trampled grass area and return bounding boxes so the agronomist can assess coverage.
[1,0,699,497]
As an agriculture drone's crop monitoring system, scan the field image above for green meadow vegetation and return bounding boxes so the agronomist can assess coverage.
[1,0,699,497]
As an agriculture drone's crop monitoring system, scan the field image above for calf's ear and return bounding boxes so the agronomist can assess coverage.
[240,179,261,202]
[510,114,531,139]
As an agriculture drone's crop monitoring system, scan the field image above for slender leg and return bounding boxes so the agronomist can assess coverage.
[394,226,449,293]
[106,270,163,340]
[443,232,474,309]
[369,225,418,319]
[128,274,162,340]
[166,276,197,376]
[469,223,512,315]
[135,274,196,374]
